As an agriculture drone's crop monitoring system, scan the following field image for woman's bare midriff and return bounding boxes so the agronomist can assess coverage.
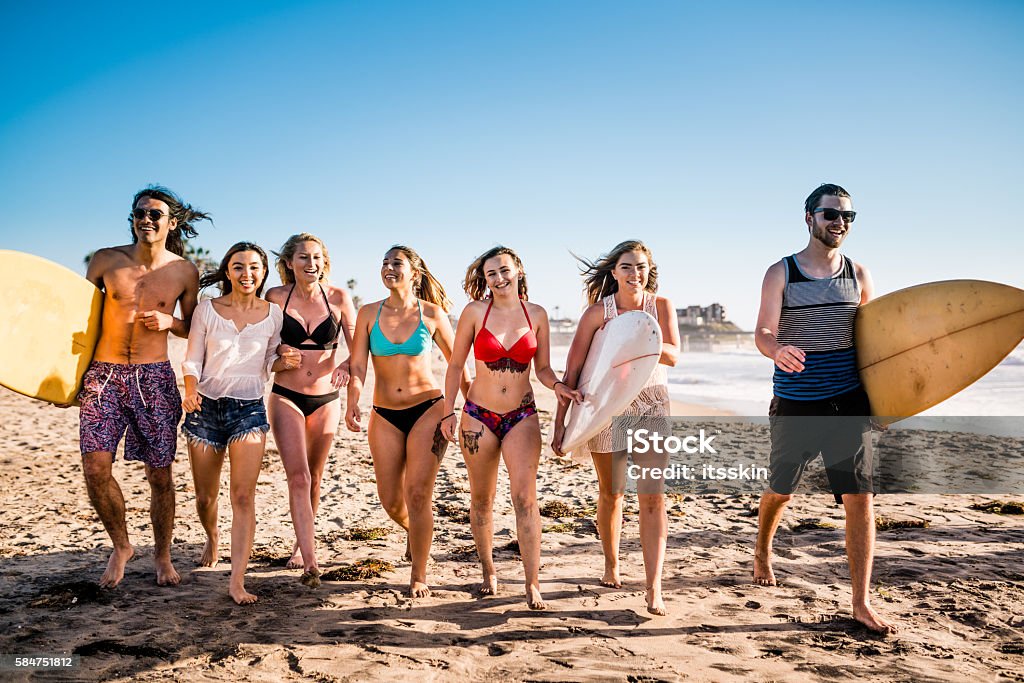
[370,354,441,409]
[466,362,533,411]
[272,349,342,394]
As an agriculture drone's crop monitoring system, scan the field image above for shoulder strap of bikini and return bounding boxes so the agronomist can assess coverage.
[481,299,494,327]
[318,283,336,319]
[519,300,533,330]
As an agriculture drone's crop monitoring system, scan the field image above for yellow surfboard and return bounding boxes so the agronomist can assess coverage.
[855,280,1024,423]
[0,250,103,404]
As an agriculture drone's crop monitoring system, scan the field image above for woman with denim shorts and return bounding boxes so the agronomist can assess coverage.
[181,241,300,604]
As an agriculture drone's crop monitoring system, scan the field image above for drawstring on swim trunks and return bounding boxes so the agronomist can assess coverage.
[97,367,115,408]
[135,367,147,409]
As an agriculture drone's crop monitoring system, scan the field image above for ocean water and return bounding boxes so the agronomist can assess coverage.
[551,341,1024,418]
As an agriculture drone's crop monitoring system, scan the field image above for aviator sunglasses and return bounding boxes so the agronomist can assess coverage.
[131,208,170,222]
[813,207,857,223]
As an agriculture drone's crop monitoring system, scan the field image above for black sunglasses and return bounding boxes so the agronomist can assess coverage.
[131,208,170,222]
[813,207,856,223]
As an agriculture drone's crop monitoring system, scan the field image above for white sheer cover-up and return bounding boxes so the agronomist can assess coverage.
[579,293,670,457]
[181,298,283,400]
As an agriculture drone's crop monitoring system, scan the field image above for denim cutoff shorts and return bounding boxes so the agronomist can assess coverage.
[182,396,269,450]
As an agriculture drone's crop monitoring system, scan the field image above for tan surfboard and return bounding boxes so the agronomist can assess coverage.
[855,280,1024,424]
[0,250,103,404]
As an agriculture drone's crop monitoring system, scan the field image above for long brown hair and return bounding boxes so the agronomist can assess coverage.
[387,245,453,312]
[577,240,658,305]
[275,233,331,285]
[463,246,528,302]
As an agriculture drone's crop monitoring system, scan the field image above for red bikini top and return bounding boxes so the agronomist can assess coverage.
[473,300,538,365]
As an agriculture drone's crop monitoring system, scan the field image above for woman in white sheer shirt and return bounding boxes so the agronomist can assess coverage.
[181,242,300,604]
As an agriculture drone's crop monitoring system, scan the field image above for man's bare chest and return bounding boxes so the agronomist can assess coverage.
[104,268,184,311]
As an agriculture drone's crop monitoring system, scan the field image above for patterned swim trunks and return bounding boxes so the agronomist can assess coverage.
[78,360,182,468]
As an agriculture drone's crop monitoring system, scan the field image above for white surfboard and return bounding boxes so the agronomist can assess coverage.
[561,311,663,453]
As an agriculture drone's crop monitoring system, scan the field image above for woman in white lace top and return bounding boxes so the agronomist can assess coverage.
[552,240,680,616]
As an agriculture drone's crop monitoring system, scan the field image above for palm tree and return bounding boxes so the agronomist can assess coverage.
[346,278,361,308]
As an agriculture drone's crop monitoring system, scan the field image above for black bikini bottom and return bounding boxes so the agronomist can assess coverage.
[271,384,339,418]
[373,396,443,436]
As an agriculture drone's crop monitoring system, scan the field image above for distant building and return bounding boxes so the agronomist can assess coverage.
[677,303,727,326]
[549,318,578,346]
[549,318,577,335]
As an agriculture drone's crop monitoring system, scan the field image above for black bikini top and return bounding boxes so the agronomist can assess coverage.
[281,284,341,351]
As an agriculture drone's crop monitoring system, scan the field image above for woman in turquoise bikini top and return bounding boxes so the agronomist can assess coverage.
[368,299,432,357]
[346,245,470,599]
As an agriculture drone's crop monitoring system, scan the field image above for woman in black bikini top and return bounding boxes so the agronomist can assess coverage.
[280,282,341,351]
[264,233,356,588]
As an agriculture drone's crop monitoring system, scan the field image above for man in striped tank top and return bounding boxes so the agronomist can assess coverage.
[751,184,896,634]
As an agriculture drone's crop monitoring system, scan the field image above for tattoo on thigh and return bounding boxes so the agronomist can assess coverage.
[461,427,484,455]
[432,424,448,462]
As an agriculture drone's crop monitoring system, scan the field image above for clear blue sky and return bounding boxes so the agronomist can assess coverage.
[1,0,1020,329]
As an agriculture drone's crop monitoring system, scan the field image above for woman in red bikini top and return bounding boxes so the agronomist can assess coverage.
[441,246,580,611]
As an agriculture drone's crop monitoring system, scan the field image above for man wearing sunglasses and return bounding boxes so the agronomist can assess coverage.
[77,185,210,589]
[751,183,896,634]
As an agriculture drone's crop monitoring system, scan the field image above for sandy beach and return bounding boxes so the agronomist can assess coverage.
[1,341,1023,682]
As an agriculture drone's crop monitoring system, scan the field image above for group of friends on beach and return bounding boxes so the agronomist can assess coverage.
[68,182,895,634]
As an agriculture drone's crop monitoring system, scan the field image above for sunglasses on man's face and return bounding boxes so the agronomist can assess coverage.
[813,207,856,224]
[131,208,169,222]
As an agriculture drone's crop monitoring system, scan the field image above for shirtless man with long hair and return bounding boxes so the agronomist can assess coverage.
[78,185,210,588]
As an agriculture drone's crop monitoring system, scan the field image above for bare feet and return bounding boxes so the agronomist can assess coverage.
[475,575,499,597]
[409,581,431,598]
[526,583,546,611]
[753,553,777,586]
[230,583,258,605]
[646,587,667,616]
[155,555,181,586]
[853,603,897,634]
[600,566,622,589]
[199,535,219,568]
[99,546,135,588]
[286,541,303,570]
[300,568,321,588]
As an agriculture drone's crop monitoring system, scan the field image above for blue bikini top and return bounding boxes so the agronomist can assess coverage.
[369,300,432,356]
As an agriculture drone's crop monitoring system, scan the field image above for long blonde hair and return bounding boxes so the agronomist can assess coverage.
[387,245,453,312]
[577,240,658,305]
[463,246,529,302]
[275,233,331,285]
